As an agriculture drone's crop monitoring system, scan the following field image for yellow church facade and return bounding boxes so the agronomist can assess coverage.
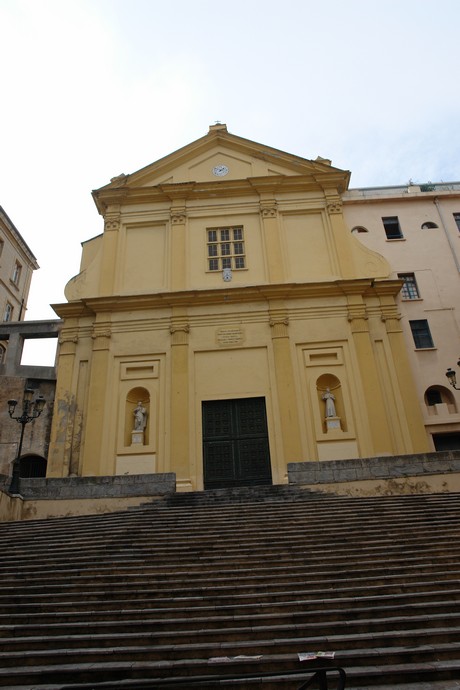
[47,125,429,491]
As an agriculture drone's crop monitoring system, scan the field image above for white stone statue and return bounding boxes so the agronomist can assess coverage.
[133,402,147,431]
[322,388,336,418]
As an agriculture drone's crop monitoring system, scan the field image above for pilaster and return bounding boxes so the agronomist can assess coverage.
[260,199,285,283]
[377,287,429,453]
[269,308,302,473]
[169,312,192,490]
[170,204,187,291]
[344,290,394,455]
[80,319,112,475]
[324,191,356,279]
[99,206,121,296]
[47,327,79,477]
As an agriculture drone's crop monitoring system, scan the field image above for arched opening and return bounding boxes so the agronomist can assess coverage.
[351,226,369,234]
[19,454,47,478]
[316,373,347,432]
[421,222,438,229]
[424,385,456,414]
[124,387,150,446]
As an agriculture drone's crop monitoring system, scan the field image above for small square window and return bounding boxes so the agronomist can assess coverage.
[382,216,404,240]
[453,213,460,232]
[206,225,246,271]
[409,319,434,349]
[398,273,420,299]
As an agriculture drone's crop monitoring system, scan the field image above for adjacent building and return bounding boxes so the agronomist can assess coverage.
[47,125,430,490]
[0,206,38,329]
[343,183,460,452]
[0,208,56,480]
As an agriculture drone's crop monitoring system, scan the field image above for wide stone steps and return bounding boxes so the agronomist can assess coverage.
[1,488,460,687]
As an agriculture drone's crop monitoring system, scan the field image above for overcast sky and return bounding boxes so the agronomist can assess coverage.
[1,0,459,333]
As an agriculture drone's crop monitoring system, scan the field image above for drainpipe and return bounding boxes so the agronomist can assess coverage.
[434,197,460,273]
[18,298,24,321]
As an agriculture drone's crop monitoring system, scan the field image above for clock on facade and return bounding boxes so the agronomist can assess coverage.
[212,164,229,177]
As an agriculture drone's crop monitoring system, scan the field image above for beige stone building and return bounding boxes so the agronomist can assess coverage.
[343,183,460,452]
[47,125,430,491]
[0,206,39,362]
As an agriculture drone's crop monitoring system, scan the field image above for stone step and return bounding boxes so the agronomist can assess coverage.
[1,618,460,653]
[0,653,460,688]
[2,581,459,617]
[1,491,460,687]
[1,583,459,619]
[1,637,460,669]
[0,595,458,635]
[2,565,459,596]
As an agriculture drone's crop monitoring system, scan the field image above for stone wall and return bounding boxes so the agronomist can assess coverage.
[288,451,460,496]
[0,320,60,478]
[0,472,176,521]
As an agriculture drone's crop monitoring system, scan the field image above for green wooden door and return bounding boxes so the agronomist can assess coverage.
[202,397,272,489]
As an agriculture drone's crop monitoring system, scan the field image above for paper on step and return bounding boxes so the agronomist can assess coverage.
[298,651,335,661]
[209,655,263,663]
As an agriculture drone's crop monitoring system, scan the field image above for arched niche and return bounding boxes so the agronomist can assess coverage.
[124,387,150,446]
[424,385,456,414]
[316,373,347,432]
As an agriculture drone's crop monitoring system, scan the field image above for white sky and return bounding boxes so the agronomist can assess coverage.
[1,0,459,335]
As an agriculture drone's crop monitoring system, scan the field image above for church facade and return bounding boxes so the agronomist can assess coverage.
[47,125,429,491]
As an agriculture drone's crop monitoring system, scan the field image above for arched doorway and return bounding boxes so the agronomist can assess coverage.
[19,454,47,478]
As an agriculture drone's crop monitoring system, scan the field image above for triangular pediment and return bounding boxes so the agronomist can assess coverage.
[96,124,349,193]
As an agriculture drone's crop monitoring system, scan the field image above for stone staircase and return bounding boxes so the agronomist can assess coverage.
[0,486,460,688]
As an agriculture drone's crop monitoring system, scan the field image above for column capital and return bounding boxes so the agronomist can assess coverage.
[260,200,278,218]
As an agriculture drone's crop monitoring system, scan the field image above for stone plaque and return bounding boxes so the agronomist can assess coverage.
[216,327,244,347]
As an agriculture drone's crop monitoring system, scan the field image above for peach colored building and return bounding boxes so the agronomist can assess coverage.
[343,183,460,451]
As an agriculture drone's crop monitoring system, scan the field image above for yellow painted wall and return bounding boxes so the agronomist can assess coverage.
[49,126,430,488]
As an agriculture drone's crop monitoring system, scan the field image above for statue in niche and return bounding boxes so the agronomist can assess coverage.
[133,402,147,431]
[322,388,337,418]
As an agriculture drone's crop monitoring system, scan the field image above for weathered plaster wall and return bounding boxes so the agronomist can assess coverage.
[288,450,460,496]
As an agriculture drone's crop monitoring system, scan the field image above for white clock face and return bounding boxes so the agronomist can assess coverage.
[212,164,229,177]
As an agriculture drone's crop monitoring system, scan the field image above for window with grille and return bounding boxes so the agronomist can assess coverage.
[454,213,460,232]
[382,216,404,239]
[409,319,434,349]
[398,273,420,299]
[207,226,245,271]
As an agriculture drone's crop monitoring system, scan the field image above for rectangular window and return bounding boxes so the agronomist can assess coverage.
[382,216,404,240]
[3,303,13,322]
[398,273,420,299]
[206,226,246,271]
[453,213,460,232]
[409,319,434,349]
[0,239,4,257]
[11,261,22,285]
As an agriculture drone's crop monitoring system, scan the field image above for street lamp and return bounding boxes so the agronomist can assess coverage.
[7,388,46,494]
[445,359,460,391]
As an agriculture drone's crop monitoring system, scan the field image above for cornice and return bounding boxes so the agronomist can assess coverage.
[92,174,349,215]
[53,279,400,317]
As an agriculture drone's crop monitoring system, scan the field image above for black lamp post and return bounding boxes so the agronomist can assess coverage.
[7,388,46,494]
[445,359,460,391]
